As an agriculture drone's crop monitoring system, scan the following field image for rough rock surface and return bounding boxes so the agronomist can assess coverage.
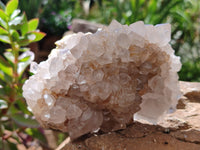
[62,81,200,150]
[23,20,181,139]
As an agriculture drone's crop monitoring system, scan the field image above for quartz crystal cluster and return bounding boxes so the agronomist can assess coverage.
[23,20,182,139]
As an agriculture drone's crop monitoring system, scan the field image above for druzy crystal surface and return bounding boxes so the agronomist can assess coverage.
[23,20,182,139]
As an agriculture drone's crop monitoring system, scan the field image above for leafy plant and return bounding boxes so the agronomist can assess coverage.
[179,61,200,81]
[0,0,46,149]
[18,0,44,19]
[39,0,76,35]
[1,0,44,19]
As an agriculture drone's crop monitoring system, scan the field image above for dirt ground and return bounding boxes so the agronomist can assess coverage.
[61,81,200,150]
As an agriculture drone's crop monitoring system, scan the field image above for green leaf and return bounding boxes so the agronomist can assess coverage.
[0,70,6,82]
[0,55,13,76]
[7,101,18,114]
[3,73,12,83]
[0,99,8,109]
[19,47,30,52]
[8,16,23,26]
[27,31,46,43]
[15,99,31,115]
[5,0,18,16]
[18,50,34,61]
[4,52,14,62]
[19,55,30,62]
[20,14,28,36]
[28,18,39,32]
[0,71,5,81]
[0,35,10,44]
[11,113,39,128]
[11,29,19,41]
[17,51,34,75]
[27,33,36,41]
[10,9,20,19]
[0,18,7,29]
[18,38,29,46]
[0,27,8,34]
[5,48,12,52]
[0,9,8,21]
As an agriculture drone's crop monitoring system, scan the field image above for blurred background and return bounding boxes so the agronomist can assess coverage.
[0,0,199,149]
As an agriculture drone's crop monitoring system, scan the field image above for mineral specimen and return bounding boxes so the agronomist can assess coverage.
[23,20,182,139]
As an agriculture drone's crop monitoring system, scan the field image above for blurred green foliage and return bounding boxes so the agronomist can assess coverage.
[39,0,76,35]
[0,0,46,149]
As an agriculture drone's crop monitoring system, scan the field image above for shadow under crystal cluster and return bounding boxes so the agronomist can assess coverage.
[23,20,182,139]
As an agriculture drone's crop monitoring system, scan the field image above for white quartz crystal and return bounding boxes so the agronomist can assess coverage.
[22,20,182,139]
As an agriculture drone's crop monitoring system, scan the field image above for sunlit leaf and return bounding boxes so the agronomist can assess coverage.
[0,73,12,84]
[0,9,7,21]
[0,70,5,81]
[11,113,39,128]
[0,55,11,67]
[8,16,23,26]
[21,19,28,36]
[28,18,39,32]
[17,51,34,75]
[5,48,12,52]
[27,33,36,41]
[18,50,34,61]
[0,19,7,30]
[27,31,46,43]
[4,51,14,63]
[0,55,13,76]
[0,99,8,109]
[0,35,10,44]
[5,0,18,16]
[18,60,31,75]
[19,47,30,52]
[0,27,8,34]
[10,9,20,19]
[18,56,30,62]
